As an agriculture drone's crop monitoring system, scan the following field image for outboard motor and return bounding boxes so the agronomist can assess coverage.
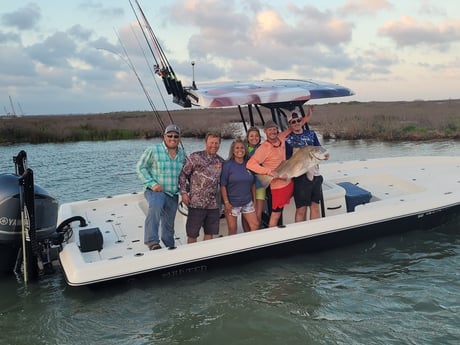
[0,173,58,244]
[0,151,59,277]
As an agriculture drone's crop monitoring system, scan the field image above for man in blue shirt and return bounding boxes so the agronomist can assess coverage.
[136,124,186,250]
[284,106,329,222]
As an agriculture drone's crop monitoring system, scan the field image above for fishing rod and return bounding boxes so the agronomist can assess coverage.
[130,0,172,76]
[98,44,163,131]
[129,24,175,123]
[115,31,167,130]
[109,29,187,153]
[129,0,191,107]
[126,0,194,154]
[126,29,189,153]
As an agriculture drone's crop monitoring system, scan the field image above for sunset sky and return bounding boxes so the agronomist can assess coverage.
[1,0,459,115]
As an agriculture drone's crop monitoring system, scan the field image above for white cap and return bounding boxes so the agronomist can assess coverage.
[287,112,301,123]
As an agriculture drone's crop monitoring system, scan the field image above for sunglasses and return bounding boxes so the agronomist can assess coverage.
[166,133,180,138]
[290,119,302,124]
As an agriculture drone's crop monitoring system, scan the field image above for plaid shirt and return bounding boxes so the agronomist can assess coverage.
[136,142,186,196]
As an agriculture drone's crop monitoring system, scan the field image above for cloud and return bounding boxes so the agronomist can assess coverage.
[0,3,42,30]
[161,1,353,81]
[339,0,392,16]
[0,45,36,77]
[26,31,78,67]
[78,2,125,19]
[417,2,446,16]
[67,24,94,41]
[0,30,21,44]
[379,16,460,47]
[348,48,399,80]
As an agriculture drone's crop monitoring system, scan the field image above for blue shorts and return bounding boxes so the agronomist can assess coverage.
[186,207,220,238]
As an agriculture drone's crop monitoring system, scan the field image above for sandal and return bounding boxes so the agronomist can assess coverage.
[148,243,162,250]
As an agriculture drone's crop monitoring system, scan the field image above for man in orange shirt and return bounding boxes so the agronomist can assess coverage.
[247,120,293,227]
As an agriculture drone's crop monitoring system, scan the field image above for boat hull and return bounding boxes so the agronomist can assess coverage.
[160,204,460,279]
[60,200,460,286]
[57,156,460,286]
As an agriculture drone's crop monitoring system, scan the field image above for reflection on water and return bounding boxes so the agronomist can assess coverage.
[0,139,459,344]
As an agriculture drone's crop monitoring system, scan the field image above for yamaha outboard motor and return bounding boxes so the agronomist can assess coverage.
[0,151,58,276]
[0,173,58,244]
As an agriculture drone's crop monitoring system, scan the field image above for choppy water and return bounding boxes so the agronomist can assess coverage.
[0,138,459,345]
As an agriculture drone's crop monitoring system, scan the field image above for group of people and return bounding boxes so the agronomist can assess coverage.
[136,105,328,251]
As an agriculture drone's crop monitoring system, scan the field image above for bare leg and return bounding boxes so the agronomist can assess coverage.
[268,211,282,228]
[226,214,238,235]
[242,211,259,231]
[310,202,321,220]
[241,217,250,232]
[203,234,213,240]
[295,206,307,222]
[187,237,197,243]
[255,199,264,229]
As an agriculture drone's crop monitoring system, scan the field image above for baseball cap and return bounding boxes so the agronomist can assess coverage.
[164,124,180,135]
[263,120,278,129]
[287,112,301,123]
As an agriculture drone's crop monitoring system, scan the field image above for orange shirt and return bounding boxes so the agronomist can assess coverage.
[246,138,289,190]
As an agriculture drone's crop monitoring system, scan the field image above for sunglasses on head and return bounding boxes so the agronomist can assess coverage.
[290,118,302,124]
[166,133,180,138]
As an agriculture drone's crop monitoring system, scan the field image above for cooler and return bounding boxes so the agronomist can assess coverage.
[322,181,347,216]
[337,182,372,212]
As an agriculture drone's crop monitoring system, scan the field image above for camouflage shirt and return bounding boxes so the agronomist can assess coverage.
[179,150,224,209]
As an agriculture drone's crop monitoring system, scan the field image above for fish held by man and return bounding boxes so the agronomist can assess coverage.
[257,146,329,188]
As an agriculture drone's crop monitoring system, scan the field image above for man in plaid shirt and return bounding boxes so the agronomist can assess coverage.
[136,124,186,250]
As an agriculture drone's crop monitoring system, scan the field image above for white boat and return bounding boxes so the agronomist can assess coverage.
[55,155,460,286]
[1,1,459,286]
[2,148,459,286]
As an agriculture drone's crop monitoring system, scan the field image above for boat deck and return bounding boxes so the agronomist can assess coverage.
[57,156,460,285]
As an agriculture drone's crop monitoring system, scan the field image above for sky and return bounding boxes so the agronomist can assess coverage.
[1,0,460,115]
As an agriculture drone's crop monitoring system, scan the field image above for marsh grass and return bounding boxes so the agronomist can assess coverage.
[316,100,460,141]
[1,99,459,144]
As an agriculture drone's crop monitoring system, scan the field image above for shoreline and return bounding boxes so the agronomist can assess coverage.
[1,99,459,144]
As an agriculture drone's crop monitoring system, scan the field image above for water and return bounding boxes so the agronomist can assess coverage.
[1,139,459,345]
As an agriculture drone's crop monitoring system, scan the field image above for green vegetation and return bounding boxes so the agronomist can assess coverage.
[314,99,460,141]
[1,99,459,145]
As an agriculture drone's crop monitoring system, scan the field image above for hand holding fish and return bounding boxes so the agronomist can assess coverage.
[257,146,329,188]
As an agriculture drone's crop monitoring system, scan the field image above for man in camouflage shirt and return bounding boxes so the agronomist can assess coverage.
[179,132,224,243]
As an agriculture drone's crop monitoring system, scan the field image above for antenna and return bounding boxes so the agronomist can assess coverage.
[9,96,16,116]
[191,61,196,90]
[18,102,24,116]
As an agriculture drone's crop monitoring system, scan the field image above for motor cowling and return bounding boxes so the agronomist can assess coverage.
[0,173,58,245]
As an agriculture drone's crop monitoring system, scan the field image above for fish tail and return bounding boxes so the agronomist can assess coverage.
[256,174,272,188]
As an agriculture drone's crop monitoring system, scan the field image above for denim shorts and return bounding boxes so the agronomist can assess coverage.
[230,200,255,217]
